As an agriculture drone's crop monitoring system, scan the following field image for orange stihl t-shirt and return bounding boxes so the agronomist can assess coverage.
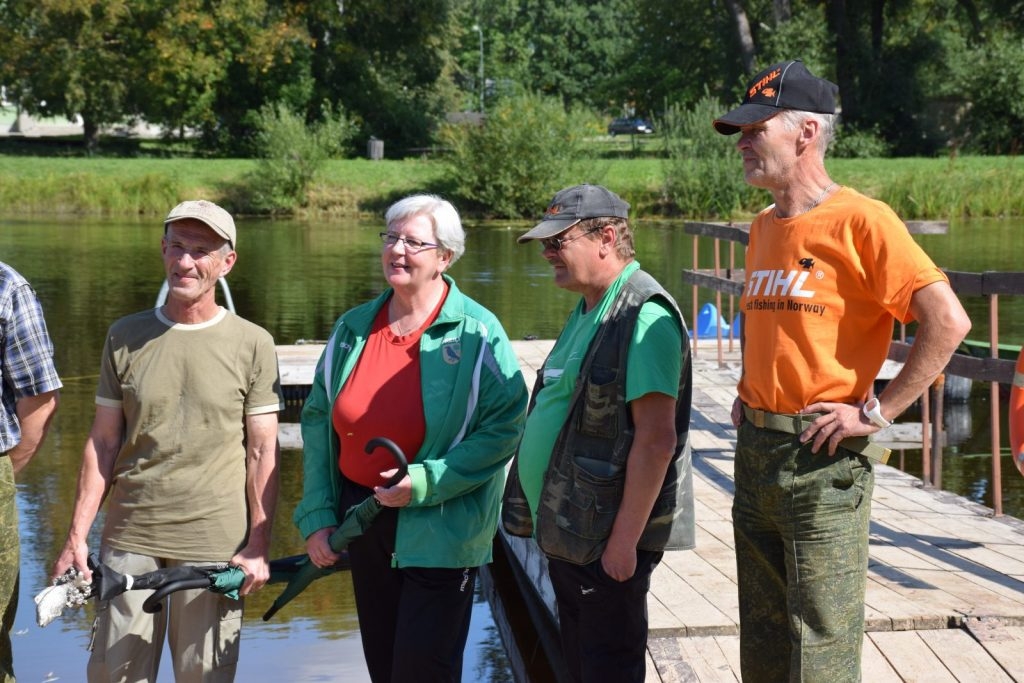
[737,186,948,414]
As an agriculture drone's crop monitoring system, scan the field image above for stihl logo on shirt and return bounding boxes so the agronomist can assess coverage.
[744,260,828,316]
[745,269,815,298]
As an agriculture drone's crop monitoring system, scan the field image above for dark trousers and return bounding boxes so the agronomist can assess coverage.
[547,549,662,683]
[341,478,477,683]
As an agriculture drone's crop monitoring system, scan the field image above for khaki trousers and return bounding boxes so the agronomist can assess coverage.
[87,548,242,683]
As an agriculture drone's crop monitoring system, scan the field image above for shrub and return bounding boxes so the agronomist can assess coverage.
[438,92,585,218]
[245,102,357,213]
[661,94,758,219]
[831,124,891,159]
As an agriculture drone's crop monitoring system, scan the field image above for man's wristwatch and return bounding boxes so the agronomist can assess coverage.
[862,397,892,429]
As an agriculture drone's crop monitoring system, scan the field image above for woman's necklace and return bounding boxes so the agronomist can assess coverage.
[388,299,429,336]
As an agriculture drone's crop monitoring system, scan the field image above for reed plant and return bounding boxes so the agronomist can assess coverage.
[0,147,1021,220]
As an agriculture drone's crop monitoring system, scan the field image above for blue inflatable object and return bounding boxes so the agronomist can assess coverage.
[731,312,742,337]
[696,303,730,336]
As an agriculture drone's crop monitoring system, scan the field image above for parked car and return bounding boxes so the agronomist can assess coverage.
[607,117,655,136]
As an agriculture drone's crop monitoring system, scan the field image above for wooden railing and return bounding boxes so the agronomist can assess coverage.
[681,221,1024,516]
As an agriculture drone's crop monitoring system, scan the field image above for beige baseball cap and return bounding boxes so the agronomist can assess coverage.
[164,200,236,248]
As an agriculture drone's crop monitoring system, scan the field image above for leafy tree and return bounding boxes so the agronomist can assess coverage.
[0,0,312,154]
[0,1,140,151]
[302,0,461,154]
[138,0,313,155]
[465,0,640,114]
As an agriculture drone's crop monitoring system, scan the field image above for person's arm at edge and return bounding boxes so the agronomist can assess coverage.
[231,411,279,595]
[51,405,123,582]
[9,390,59,475]
[601,391,678,581]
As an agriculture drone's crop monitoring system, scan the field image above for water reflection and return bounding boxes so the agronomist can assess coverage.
[3,214,1024,682]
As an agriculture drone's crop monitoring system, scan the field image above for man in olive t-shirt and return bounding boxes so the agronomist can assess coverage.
[52,200,283,683]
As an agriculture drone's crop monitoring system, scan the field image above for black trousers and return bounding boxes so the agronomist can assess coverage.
[341,478,477,683]
[547,549,663,683]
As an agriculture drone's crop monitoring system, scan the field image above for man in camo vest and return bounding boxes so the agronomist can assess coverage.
[503,184,695,683]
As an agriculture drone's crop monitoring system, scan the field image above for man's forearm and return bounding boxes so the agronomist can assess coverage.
[10,390,59,475]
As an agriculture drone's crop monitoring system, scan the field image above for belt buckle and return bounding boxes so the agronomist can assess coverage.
[751,408,767,429]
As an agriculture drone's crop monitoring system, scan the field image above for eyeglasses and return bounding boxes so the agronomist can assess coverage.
[540,227,598,252]
[379,232,439,254]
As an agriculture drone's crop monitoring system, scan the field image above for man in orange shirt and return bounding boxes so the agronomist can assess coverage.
[714,60,971,682]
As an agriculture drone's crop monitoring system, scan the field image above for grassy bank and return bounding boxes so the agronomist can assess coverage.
[0,153,1021,220]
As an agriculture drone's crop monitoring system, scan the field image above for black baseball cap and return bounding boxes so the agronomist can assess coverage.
[713,60,838,135]
[518,184,630,243]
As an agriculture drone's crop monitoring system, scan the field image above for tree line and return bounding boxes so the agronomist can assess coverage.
[1,0,1020,156]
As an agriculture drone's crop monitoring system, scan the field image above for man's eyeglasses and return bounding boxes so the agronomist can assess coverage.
[540,227,598,252]
[379,232,439,254]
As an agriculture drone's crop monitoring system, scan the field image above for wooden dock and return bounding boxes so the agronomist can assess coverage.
[275,339,1024,681]
[509,340,1024,683]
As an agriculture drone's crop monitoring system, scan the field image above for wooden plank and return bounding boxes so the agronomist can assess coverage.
[276,343,323,386]
[681,270,745,297]
[863,576,952,631]
[905,220,950,234]
[870,630,958,681]
[648,558,737,636]
[945,270,1024,296]
[920,628,1015,682]
[965,620,1024,678]
[683,222,750,244]
[648,636,740,683]
[861,633,905,683]
[888,340,1015,384]
[658,549,739,631]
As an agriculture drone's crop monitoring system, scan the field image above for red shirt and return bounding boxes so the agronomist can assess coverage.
[332,291,446,487]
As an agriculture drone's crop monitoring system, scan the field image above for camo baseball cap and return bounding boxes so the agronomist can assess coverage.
[713,60,838,135]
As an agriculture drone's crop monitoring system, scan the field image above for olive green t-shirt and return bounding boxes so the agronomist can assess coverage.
[96,307,283,560]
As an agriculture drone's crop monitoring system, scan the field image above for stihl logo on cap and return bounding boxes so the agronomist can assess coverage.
[748,68,782,99]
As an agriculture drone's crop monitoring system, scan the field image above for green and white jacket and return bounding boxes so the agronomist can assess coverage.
[294,276,528,568]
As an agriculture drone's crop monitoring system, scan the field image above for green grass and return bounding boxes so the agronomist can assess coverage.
[0,146,1021,220]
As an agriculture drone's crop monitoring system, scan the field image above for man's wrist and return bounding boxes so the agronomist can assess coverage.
[862,397,892,428]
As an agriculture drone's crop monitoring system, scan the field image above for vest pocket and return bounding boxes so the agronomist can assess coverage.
[562,462,624,542]
[577,365,620,439]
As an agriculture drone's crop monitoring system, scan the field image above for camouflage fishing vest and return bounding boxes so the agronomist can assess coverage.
[503,269,695,565]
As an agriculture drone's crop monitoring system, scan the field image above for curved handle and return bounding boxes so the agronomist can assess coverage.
[141,577,214,613]
[364,437,409,488]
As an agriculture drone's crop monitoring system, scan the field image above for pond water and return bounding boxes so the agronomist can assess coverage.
[3,213,1023,682]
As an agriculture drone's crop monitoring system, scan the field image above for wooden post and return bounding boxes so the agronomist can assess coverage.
[931,376,945,490]
[990,294,1003,516]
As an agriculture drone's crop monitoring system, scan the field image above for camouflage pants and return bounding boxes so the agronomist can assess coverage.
[732,420,874,683]
[0,456,18,683]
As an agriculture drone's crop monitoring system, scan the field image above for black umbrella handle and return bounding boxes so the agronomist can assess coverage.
[142,577,215,613]
[364,437,409,488]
